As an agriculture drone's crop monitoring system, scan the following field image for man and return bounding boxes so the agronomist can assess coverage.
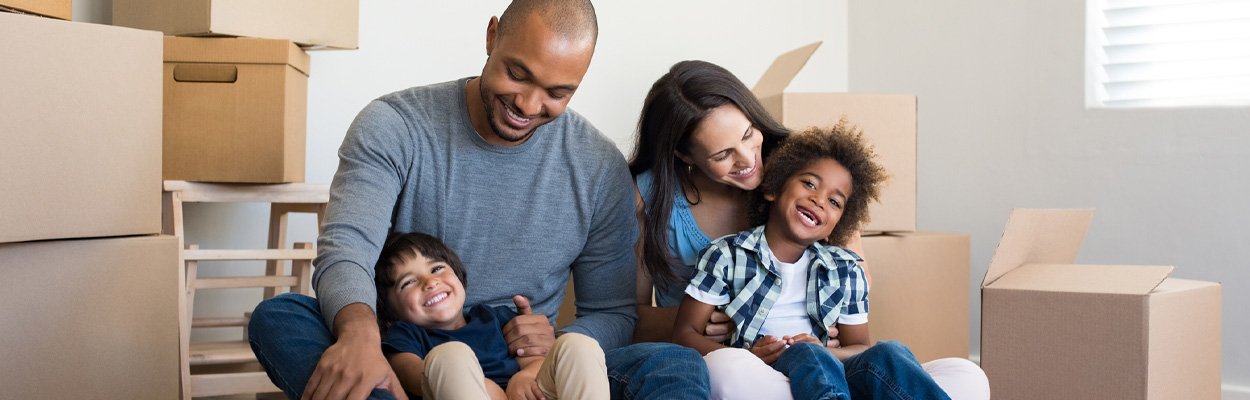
[247,1,711,399]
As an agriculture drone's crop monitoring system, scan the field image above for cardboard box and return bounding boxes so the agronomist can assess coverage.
[0,13,162,244]
[980,209,1222,399]
[164,37,309,183]
[0,235,180,399]
[0,0,70,20]
[862,231,970,363]
[752,42,916,233]
[113,0,358,50]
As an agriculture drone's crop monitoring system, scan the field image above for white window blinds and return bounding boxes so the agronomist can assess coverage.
[1092,0,1250,107]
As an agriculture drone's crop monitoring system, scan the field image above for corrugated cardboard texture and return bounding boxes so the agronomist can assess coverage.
[0,14,162,244]
[0,0,70,19]
[983,208,1093,287]
[0,235,180,399]
[1147,279,1222,399]
[861,231,970,363]
[163,38,308,183]
[982,289,1149,399]
[113,0,359,49]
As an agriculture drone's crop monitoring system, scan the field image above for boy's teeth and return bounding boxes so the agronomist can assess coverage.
[424,292,448,306]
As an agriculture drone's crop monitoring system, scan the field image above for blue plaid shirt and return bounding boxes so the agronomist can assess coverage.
[686,225,869,348]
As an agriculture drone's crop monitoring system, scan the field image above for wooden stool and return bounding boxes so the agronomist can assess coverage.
[162,181,329,399]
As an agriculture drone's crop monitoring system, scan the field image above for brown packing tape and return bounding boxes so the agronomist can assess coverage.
[172,64,238,83]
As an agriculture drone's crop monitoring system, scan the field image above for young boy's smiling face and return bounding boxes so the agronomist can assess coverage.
[764,158,854,249]
[387,254,468,331]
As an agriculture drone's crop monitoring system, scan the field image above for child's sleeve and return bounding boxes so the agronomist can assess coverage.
[683,242,734,306]
[381,322,431,358]
[837,260,870,324]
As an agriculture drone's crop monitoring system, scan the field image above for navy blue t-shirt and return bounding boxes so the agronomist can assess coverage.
[382,304,520,387]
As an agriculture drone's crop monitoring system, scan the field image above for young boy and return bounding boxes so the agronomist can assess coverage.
[672,122,950,400]
[375,232,609,400]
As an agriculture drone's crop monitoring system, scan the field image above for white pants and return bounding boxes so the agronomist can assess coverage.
[704,347,990,400]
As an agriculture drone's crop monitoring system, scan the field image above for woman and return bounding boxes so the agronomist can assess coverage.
[628,60,989,400]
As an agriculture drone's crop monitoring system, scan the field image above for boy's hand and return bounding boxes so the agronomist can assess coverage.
[784,333,822,346]
[748,335,787,365]
[704,310,734,343]
[503,295,555,357]
[506,371,547,400]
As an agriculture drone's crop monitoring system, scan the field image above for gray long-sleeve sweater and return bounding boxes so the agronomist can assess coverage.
[312,78,639,350]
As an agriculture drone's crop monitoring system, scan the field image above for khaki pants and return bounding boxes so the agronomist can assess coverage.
[422,332,609,400]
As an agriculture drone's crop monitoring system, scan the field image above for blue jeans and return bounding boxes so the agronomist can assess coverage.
[773,340,952,400]
[248,293,710,400]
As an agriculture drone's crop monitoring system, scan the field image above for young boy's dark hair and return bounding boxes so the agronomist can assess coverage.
[374,232,468,328]
[748,119,889,247]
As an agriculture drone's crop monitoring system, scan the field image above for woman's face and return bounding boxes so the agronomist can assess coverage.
[678,104,765,191]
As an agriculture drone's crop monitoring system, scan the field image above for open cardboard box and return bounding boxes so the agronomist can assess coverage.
[163,37,310,183]
[980,208,1221,399]
[113,0,358,50]
[752,42,917,233]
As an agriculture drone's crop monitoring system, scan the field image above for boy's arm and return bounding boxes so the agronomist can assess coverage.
[386,352,424,397]
[826,322,871,361]
[670,295,727,356]
[505,355,546,400]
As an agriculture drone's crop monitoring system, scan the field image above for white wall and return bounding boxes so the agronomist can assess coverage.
[73,1,849,342]
[847,0,1250,390]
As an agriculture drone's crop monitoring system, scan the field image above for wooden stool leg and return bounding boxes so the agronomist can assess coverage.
[264,204,290,299]
[180,244,199,400]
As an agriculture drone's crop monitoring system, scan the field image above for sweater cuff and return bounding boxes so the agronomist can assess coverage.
[316,261,378,328]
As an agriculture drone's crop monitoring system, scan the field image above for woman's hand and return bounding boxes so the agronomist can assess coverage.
[704,310,734,343]
[748,335,788,365]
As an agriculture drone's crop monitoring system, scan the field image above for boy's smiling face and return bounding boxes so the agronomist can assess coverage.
[387,254,467,331]
[764,158,854,248]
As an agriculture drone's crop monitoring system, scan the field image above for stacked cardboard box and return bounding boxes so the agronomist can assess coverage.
[112,0,357,183]
[0,13,179,399]
[751,42,969,363]
[0,0,70,19]
[980,209,1221,399]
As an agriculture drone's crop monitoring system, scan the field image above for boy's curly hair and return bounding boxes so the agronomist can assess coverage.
[748,119,889,246]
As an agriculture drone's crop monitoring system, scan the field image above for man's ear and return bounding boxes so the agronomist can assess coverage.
[485,16,500,56]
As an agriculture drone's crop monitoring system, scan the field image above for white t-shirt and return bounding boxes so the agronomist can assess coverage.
[685,249,868,338]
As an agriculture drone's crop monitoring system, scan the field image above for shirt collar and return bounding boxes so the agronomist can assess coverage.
[735,225,864,264]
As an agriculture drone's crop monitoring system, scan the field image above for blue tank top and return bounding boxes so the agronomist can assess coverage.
[636,170,713,307]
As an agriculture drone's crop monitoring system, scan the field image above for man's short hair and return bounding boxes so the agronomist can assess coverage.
[497,0,598,43]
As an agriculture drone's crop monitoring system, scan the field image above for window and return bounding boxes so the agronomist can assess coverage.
[1087,0,1250,107]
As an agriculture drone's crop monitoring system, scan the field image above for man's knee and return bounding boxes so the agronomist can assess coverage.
[867,340,916,363]
[249,293,319,341]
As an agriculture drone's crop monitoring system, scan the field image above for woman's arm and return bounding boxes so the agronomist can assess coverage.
[632,185,733,344]
[826,322,871,361]
[386,352,424,396]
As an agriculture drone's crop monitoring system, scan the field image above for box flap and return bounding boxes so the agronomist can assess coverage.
[988,263,1173,295]
[164,37,311,76]
[983,208,1094,288]
[751,41,821,99]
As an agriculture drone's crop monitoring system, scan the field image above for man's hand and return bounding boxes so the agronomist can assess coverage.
[505,371,547,400]
[748,335,787,365]
[703,310,734,343]
[502,295,555,357]
[303,304,407,400]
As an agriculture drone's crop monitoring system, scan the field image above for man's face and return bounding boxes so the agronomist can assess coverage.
[475,13,594,144]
